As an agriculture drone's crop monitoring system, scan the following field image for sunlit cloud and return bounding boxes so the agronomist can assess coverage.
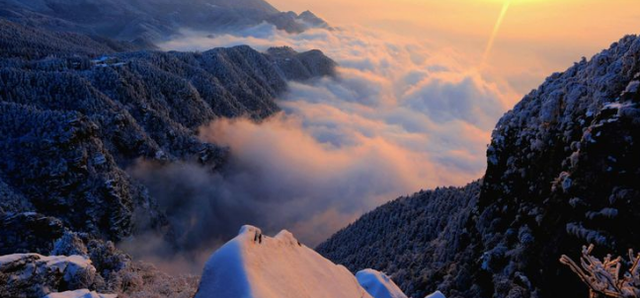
[123,0,640,275]
[154,24,513,250]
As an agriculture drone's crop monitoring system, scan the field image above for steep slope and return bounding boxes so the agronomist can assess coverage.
[317,182,481,297]
[195,225,375,298]
[0,0,330,42]
[318,34,640,298]
[468,34,640,298]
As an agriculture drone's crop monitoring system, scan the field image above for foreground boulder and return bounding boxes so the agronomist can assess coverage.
[0,254,97,298]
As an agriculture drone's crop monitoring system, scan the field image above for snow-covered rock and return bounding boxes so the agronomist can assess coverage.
[0,254,97,297]
[356,269,407,298]
[195,225,374,298]
[44,289,117,298]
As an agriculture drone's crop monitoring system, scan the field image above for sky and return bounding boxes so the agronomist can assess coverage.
[131,0,640,272]
[269,0,640,94]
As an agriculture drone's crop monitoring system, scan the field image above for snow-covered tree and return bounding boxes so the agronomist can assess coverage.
[560,244,640,298]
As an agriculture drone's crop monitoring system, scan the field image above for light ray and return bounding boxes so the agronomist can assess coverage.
[481,0,512,66]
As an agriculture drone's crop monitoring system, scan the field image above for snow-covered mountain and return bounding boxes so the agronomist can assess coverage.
[0,0,330,43]
[194,225,440,298]
[196,225,374,298]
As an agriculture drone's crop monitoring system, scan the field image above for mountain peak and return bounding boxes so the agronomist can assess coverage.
[196,226,375,298]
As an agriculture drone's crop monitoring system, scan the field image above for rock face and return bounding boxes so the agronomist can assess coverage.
[469,34,640,298]
[0,0,330,43]
[318,35,640,298]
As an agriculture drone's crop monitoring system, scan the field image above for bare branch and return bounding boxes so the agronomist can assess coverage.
[560,245,640,298]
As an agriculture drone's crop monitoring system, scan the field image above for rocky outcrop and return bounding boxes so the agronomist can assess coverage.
[0,102,156,241]
[0,239,199,298]
[0,254,97,298]
[318,35,640,298]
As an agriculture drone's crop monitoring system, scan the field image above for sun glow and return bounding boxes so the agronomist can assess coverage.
[481,0,512,66]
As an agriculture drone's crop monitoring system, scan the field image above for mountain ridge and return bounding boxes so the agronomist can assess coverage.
[0,16,336,297]
[0,17,336,243]
[0,0,330,43]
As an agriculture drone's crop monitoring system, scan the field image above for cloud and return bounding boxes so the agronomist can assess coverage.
[122,23,518,273]
[402,72,506,130]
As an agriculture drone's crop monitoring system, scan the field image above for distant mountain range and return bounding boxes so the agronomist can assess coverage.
[0,0,330,44]
[318,35,640,298]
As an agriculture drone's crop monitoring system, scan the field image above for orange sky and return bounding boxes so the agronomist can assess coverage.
[269,0,640,95]
[156,0,640,246]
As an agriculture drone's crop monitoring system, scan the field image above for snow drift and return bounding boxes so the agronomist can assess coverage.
[195,225,445,298]
[43,289,117,298]
[195,225,373,298]
[356,269,407,298]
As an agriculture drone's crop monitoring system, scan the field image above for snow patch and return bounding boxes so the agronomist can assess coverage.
[356,269,407,298]
[425,291,446,298]
[196,225,374,298]
[0,254,91,270]
[44,289,117,298]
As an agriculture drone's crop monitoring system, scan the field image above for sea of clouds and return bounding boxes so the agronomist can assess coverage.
[122,22,519,273]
